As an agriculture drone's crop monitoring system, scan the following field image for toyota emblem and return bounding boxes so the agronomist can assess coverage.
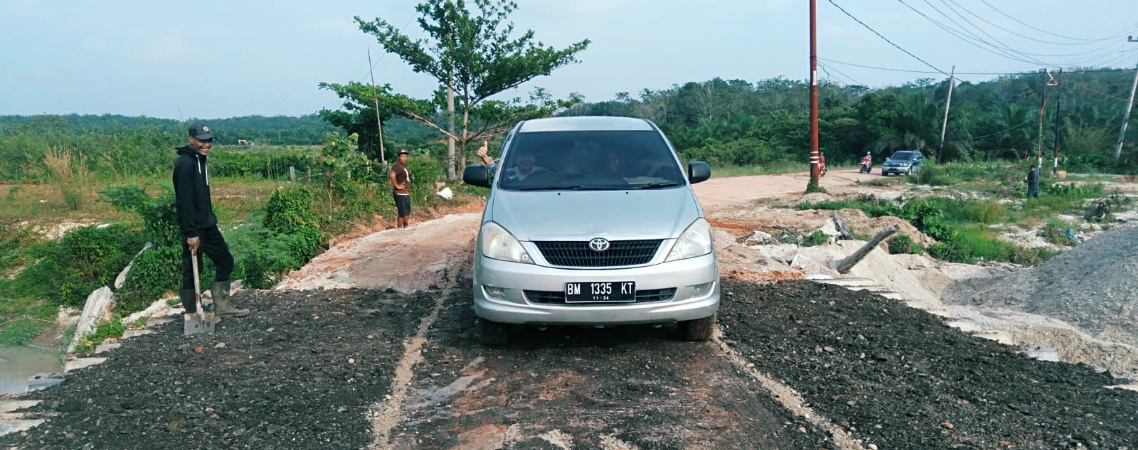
[588,238,610,252]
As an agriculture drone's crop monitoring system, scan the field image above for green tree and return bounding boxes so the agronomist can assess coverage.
[317,82,430,161]
[356,0,590,179]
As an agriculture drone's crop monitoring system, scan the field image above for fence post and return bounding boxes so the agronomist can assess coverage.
[290,166,296,183]
[307,167,311,184]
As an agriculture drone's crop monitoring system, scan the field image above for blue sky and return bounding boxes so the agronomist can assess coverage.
[1,0,1136,119]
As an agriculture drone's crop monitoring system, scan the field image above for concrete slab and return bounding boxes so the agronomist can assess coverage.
[122,329,153,338]
[94,342,122,354]
[0,401,41,414]
[0,418,44,437]
[146,317,173,327]
[64,357,106,373]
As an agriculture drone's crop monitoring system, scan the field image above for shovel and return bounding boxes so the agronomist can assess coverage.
[184,249,216,335]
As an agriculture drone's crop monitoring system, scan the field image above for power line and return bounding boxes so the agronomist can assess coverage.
[1069,80,1138,107]
[968,118,1036,141]
[826,0,951,76]
[943,0,1133,47]
[818,57,1138,77]
[820,62,865,86]
[896,0,1048,66]
[977,0,1127,43]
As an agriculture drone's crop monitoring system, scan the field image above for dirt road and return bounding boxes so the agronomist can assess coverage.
[3,171,1137,449]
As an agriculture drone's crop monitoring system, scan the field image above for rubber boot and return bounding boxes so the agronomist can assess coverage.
[211,280,249,317]
[179,289,198,314]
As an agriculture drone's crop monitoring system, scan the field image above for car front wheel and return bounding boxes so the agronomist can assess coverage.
[678,314,716,341]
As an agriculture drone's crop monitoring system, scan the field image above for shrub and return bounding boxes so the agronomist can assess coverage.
[12,224,146,307]
[1040,219,1075,246]
[958,198,1006,224]
[888,234,921,254]
[803,230,829,247]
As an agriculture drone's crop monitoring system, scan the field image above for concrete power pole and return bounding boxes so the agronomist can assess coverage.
[807,0,821,191]
[1052,69,1062,175]
[938,66,955,165]
[367,49,386,164]
[1115,36,1138,159]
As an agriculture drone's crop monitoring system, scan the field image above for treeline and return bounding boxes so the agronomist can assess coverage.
[0,114,336,146]
[558,68,1138,173]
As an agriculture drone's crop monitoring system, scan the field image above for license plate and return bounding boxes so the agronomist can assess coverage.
[565,282,636,303]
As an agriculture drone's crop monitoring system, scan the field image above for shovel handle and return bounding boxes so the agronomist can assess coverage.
[190,248,203,315]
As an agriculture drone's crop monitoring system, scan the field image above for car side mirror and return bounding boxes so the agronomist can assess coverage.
[463,164,491,188]
[688,161,711,184]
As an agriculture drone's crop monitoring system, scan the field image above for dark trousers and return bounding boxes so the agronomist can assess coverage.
[1027,184,1040,199]
[181,225,234,290]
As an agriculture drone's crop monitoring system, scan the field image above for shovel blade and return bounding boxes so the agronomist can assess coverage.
[183,312,216,335]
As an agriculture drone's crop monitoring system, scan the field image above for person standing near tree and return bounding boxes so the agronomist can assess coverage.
[173,123,249,320]
[1026,163,1040,199]
[390,149,412,228]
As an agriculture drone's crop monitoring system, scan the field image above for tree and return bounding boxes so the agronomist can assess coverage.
[317,82,431,161]
[356,0,590,179]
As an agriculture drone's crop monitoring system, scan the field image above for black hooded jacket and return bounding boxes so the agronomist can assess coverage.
[173,146,218,238]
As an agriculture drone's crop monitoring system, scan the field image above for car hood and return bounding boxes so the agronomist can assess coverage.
[488,187,701,241]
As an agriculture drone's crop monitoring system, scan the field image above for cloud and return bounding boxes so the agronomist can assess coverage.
[143,29,188,63]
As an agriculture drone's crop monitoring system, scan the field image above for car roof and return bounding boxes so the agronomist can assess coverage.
[517,116,654,133]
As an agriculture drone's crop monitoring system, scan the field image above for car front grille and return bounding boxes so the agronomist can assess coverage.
[533,240,663,267]
[524,288,677,305]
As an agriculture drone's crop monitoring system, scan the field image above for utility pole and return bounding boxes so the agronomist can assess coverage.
[807,0,821,192]
[1036,70,1057,171]
[938,65,955,165]
[1052,69,1062,175]
[1115,37,1138,159]
[367,49,387,164]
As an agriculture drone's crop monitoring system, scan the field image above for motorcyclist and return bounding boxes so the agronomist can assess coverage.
[861,151,872,172]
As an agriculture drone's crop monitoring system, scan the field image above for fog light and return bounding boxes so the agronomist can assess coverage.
[692,282,714,296]
[484,286,507,299]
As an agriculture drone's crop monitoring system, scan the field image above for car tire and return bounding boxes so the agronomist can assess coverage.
[478,318,510,345]
[678,313,716,342]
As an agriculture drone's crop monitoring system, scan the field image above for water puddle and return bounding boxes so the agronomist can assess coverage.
[0,346,63,394]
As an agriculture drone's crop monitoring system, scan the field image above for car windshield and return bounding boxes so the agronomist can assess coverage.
[892,152,914,160]
[496,130,686,191]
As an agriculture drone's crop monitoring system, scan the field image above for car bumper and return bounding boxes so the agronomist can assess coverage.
[881,166,910,174]
[472,252,720,325]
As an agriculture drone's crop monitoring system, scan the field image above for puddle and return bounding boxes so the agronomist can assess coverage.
[0,346,63,394]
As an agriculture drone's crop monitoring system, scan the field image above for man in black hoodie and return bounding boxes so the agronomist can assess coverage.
[173,123,249,319]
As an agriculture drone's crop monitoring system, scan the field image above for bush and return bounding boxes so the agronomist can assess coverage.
[958,198,1006,224]
[12,224,146,307]
[796,195,902,218]
[803,230,829,247]
[1041,219,1075,246]
[888,234,921,254]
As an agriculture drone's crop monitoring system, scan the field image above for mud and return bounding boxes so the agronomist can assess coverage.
[719,279,1138,449]
[0,288,436,449]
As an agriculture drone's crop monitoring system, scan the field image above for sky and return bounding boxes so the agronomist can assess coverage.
[1,0,1136,119]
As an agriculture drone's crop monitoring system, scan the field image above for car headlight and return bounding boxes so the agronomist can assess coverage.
[480,222,533,264]
[666,218,713,262]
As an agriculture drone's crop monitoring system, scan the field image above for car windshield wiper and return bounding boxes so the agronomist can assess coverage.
[631,181,682,189]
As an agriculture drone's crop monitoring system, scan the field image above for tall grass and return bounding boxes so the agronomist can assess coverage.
[42,147,91,210]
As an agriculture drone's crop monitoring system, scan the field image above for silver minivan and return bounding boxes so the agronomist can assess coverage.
[462,116,720,345]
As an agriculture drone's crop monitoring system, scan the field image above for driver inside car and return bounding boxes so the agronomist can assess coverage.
[476,141,550,182]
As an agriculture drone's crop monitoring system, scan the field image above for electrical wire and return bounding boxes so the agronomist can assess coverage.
[896,0,1048,66]
[820,62,866,86]
[818,57,1138,77]
[358,16,418,82]
[943,0,1133,47]
[826,0,951,76]
[968,118,1037,141]
[977,0,1128,43]
[1069,80,1138,107]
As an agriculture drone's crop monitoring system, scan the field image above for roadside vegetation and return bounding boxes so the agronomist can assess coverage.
[796,175,1125,265]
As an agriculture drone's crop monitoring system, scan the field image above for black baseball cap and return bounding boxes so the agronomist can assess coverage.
[188,123,214,140]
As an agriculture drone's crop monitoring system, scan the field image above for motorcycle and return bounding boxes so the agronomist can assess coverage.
[859,155,872,173]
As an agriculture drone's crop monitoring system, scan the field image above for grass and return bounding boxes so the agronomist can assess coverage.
[709,161,809,178]
[1041,218,1076,246]
[74,316,125,354]
[0,298,57,346]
